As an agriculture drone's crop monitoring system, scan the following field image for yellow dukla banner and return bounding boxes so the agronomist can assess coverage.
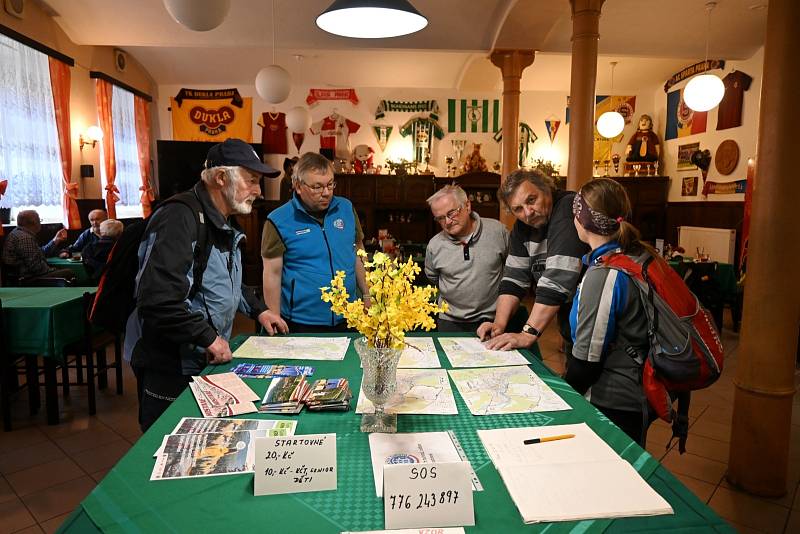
[170,88,252,142]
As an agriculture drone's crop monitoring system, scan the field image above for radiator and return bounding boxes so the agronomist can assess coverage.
[677,226,736,264]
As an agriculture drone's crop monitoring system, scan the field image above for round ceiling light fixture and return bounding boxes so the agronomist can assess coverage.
[683,73,725,112]
[596,111,625,139]
[596,61,625,139]
[255,65,291,104]
[684,2,725,112]
[286,106,312,133]
[316,0,428,39]
[163,0,231,32]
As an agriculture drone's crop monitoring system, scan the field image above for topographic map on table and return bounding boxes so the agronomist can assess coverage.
[438,337,531,368]
[233,336,350,361]
[448,366,571,415]
[356,368,458,415]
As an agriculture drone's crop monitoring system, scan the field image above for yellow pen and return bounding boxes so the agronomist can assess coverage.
[523,433,575,445]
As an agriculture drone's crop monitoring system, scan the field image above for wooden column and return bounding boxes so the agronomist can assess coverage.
[727,0,800,497]
[490,49,535,227]
[567,0,605,191]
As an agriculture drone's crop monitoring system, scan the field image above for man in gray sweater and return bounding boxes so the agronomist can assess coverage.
[425,185,509,332]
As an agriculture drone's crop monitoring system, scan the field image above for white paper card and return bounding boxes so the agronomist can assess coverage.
[383,462,474,530]
[253,434,337,496]
[341,529,465,534]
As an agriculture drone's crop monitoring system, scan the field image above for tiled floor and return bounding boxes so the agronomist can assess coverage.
[1,312,799,533]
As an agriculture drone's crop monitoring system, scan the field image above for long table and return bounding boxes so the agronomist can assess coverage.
[1,287,92,424]
[59,333,731,533]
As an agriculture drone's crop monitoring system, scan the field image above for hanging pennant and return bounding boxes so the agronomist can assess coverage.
[372,125,393,152]
[545,120,561,143]
[305,88,359,106]
[292,132,305,152]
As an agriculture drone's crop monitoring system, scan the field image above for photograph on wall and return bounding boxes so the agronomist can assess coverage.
[677,142,700,170]
[682,176,699,196]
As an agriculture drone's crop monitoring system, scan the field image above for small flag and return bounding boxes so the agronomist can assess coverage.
[447,99,500,133]
[544,120,560,143]
[292,132,304,152]
[372,125,393,152]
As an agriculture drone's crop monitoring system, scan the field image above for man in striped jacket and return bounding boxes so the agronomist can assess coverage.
[479,170,588,355]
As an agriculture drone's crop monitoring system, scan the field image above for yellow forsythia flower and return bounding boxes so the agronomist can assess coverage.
[320,251,447,349]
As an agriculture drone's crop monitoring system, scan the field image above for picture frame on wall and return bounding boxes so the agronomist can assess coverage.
[678,142,700,170]
[682,176,699,196]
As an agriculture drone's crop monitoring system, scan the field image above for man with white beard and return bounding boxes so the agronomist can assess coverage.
[125,139,287,431]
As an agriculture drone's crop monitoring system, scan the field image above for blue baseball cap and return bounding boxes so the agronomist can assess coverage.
[205,138,280,178]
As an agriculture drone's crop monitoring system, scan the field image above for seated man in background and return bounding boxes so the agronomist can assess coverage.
[425,184,510,332]
[1,210,75,282]
[59,209,107,257]
[82,218,123,280]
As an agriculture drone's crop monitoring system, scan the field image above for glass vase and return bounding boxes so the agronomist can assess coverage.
[354,336,402,433]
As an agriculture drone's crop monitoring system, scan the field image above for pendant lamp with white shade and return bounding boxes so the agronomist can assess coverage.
[255,0,291,104]
[683,2,725,112]
[163,0,230,32]
[316,0,428,38]
[286,106,312,134]
[596,62,625,139]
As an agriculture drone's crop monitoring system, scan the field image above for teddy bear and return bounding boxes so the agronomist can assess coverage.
[352,144,374,174]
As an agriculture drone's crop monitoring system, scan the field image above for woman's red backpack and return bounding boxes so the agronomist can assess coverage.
[598,251,724,452]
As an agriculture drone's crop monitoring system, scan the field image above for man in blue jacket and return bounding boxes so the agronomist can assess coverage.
[261,152,368,332]
[125,139,288,431]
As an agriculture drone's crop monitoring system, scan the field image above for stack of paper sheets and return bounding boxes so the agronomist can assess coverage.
[477,423,673,523]
[150,417,297,481]
[189,372,260,417]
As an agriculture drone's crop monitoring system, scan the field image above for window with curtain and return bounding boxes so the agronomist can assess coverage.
[101,84,143,219]
[0,34,64,223]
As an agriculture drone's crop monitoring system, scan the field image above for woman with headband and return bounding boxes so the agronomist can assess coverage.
[565,178,659,445]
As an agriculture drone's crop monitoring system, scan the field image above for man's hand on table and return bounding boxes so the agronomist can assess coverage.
[483,332,537,351]
[477,321,504,341]
[206,336,233,364]
[258,309,289,335]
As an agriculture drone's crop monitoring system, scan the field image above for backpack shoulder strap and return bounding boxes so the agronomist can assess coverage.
[163,190,210,300]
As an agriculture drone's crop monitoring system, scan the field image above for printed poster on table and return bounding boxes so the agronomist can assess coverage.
[170,88,252,142]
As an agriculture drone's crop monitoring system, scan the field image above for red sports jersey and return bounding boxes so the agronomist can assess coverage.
[258,112,288,155]
[717,71,752,131]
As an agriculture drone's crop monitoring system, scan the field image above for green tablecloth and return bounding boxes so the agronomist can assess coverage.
[0,287,90,359]
[47,257,92,286]
[60,333,731,533]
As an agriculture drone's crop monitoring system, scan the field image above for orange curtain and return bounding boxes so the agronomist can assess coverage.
[48,57,80,229]
[133,96,154,218]
[95,79,118,218]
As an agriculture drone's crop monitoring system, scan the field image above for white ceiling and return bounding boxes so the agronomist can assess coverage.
[41,0,768,91]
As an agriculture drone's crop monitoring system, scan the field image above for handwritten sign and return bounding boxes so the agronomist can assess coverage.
[254,434,337,496]
[383,462,474,530]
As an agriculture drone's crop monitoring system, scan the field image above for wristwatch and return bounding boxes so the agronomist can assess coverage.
[521,323,542,337]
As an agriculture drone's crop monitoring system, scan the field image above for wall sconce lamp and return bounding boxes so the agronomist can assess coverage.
[79,125,104,150]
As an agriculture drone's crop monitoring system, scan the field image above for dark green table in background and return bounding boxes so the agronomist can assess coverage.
[59,333,731,533]
[47,257,92,286]
[1,287,93,424]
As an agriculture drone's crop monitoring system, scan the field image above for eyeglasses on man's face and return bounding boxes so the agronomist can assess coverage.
[433,205,463,224]
[302,180,337,194]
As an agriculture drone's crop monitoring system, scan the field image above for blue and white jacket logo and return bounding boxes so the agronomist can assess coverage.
[333,218,345,230]
[295,228,311,235]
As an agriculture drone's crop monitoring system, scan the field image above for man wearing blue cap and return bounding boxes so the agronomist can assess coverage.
[125,138,288,431]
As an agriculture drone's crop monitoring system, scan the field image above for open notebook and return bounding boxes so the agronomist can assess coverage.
[478,423,673,524]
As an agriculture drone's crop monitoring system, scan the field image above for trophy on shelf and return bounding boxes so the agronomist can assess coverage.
[593,159,601,177]
[451,139,467,176]
[445,156,454,177]
[603,159,610,177]
[611,153,621,175]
